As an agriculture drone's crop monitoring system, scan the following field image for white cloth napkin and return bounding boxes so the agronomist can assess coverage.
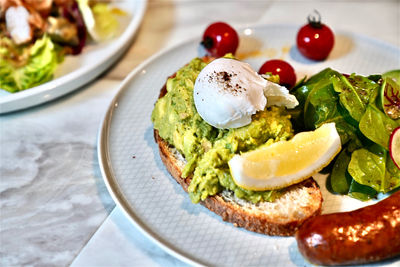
[71,207,189,267]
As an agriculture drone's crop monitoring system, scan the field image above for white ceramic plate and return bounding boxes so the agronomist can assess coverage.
[0,0,147,114]
[98,25,400,266]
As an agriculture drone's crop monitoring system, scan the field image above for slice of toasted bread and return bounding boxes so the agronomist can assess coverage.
[153,76,322,236]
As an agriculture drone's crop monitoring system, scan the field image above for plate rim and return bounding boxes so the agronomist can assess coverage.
[98,35,206,266]
[97,24,400,266]
[0,0,148,114]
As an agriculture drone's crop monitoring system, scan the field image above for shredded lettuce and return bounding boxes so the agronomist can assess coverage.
[77,0,124,42]
[0,35,63,93]
[92,3,121,40]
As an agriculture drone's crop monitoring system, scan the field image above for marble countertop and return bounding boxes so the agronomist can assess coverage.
[1,1,399,266]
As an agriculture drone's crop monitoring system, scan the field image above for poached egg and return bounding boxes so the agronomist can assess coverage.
[193,58,298,129]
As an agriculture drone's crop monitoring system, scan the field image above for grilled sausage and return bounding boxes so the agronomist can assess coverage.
[295,190,400,265]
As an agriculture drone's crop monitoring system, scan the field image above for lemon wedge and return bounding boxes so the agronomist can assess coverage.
[229,123,341,191]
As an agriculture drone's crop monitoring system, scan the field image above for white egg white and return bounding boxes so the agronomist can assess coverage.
[193,58,298,129]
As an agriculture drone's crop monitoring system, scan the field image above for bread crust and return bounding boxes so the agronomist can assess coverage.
[153,74,322,236]
[154,130,322,236]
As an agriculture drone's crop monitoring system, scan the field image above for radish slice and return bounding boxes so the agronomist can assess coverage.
[390,126,400,170]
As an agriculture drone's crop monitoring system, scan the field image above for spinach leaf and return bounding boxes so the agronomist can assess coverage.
[331,74,366,121]
[306,68,339,84]
[302,78,360,146]
[347,74,380,105]
[348,179,377,201]
[367,74,382,83]
[335,104,364,148]
[348,146,388,193]
[304,79,338,129]
[335,120,360,148]
[330,149,352,194]
[331,73,380,121]
[292,68,341,131]
[293,68,339,113]
[359,104,400,150]
[385,156,400,191]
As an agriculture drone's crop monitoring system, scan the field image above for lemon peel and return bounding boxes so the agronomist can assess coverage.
[229,123,341,191]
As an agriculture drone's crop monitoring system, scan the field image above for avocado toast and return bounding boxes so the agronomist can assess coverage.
[151,57,322,236]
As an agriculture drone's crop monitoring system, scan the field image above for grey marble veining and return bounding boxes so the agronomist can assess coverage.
[1,1,399,266]
[0,80,118,266]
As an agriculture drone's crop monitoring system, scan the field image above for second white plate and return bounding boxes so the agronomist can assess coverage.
[0,0,147,114]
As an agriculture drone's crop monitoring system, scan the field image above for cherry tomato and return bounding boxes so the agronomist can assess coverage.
[296,11,334,61]
[201,22,239,58]
[258,59,297,89]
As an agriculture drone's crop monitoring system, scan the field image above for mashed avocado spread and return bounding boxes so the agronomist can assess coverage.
[151,58,293,203]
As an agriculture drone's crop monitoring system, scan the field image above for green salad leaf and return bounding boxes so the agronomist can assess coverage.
[292,68,400,201]
[348,146,386,192]
[77,0,124,42]
[348,179,377,201]
[296,69,361,147]
[380,76,400,120]
[330,149,352,194]
[382,70,400,84]
[0,35,63,92]
[348,144,400,194]
[304,77,338,128]
[331,74,367,122]
[386,155,400,190]
[359,104,399,150]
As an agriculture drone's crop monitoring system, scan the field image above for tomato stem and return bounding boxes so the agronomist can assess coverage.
[307,9,322,28]
[201,36,214,49]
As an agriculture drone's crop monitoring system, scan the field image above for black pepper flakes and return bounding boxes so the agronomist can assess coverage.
[206,70,245,96]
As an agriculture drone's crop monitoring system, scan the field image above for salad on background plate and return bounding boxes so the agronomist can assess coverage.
[0,0,147,114]
[1,0,126,92]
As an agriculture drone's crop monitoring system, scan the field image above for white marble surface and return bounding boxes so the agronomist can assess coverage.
[1,0,400,266]
[0,80,119,266]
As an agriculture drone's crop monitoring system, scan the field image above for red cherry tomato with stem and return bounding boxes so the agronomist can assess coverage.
[201,22,239,58]
[259,59,297,89]
[296,10,335,61]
